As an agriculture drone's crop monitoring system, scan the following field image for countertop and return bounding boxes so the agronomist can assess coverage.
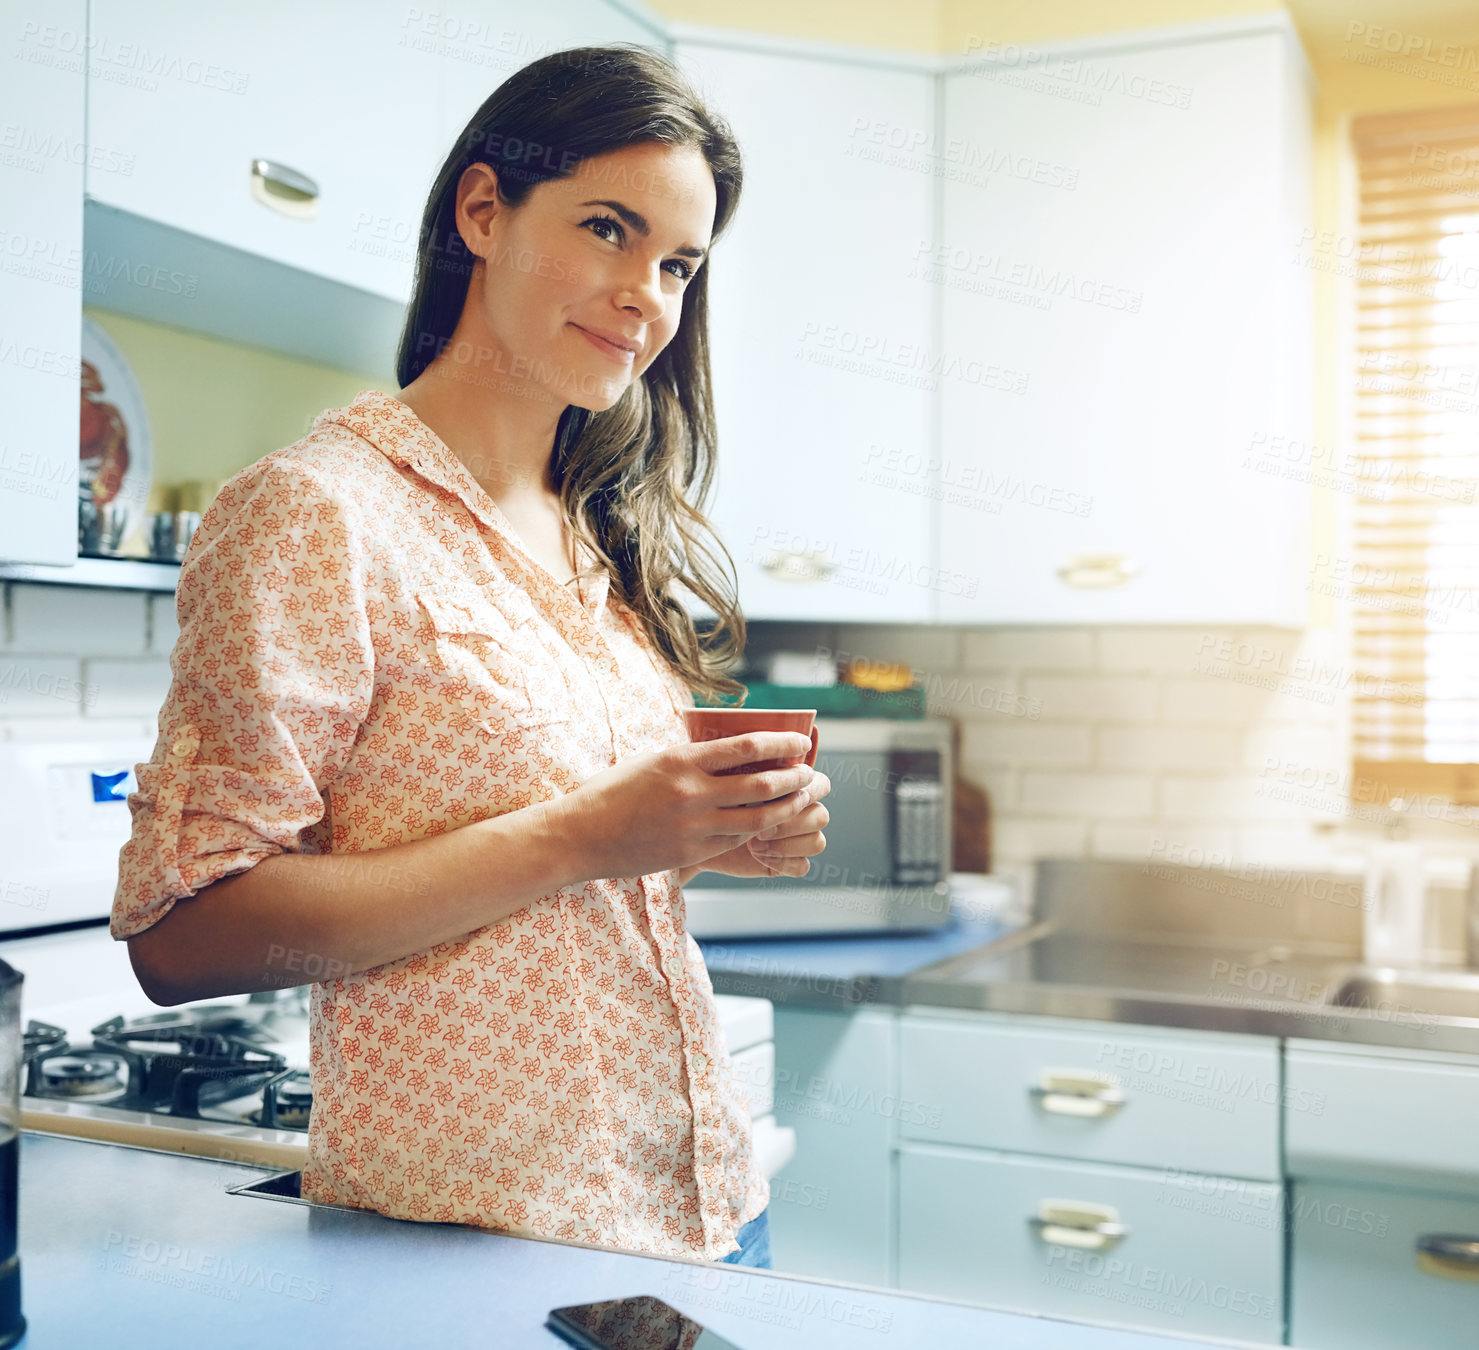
[19,1132,1254,1349]
[697,917,1479,1055]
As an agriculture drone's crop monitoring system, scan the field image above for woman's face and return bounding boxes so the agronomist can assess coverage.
[457,141,718,412]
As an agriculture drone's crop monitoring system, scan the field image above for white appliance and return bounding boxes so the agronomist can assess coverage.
[0,736,794,1178]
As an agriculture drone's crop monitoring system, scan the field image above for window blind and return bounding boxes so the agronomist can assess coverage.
[1350,101,1479,803]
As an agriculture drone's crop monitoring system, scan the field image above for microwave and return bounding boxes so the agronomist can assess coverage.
[680,718,954,938]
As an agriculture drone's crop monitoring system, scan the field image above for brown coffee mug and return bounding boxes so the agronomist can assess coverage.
[682,707,819,776]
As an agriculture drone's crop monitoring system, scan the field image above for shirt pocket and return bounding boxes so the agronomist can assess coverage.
[415,588,573,731]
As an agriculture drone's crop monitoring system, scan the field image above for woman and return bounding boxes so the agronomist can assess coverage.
[111,44,830,1269]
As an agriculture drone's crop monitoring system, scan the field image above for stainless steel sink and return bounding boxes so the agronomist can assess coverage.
[1327,967,1479,1022]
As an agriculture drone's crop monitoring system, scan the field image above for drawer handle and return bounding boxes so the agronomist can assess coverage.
[1417,1234,1479,1281]
[250,159,320,220]
[1031,1070,1126,1118]
[760,549,835,584]
[1030,1199,1129,1251]
[1056,552,1140,589]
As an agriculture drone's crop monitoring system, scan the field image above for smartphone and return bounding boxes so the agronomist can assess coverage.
[547,1294,744,1349]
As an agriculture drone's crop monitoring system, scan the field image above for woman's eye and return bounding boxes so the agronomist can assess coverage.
[582,214,694,282]
[582,214,623,244]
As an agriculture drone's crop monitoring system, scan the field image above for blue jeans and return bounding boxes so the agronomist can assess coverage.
[718,1207,771,1268]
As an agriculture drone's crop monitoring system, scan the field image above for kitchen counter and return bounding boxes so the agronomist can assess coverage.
[21,1132,1254,1349]
[697,918,1479,1055]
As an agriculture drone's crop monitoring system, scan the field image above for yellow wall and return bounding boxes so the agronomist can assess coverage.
[83,308,392,544]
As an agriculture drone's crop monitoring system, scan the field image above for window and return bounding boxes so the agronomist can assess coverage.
[1350,102,1479,803]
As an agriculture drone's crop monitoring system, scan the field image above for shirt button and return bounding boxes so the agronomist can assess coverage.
[691,1051,709,1074]
[664,954,685,983]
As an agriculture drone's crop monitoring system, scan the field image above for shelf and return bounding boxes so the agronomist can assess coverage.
[0,556,180,592]
[82,199,404,376]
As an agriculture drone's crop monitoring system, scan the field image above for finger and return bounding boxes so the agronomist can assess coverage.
[750,830,826,860]
[687,731,815,776]
[707,764,816,810]
[701,786,816,839]
[752,801,828,843]
[801,770,832,803]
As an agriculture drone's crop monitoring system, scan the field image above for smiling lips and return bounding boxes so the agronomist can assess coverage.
[571,323,641,363]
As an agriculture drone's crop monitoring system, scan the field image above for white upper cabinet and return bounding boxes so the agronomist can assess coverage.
[1,0,84,565]
[936,25,1312,625]
[87,0,446,301]
[673,42,936,622]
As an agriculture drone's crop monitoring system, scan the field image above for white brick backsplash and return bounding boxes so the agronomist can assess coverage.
[991,817,1090,863]
[1097,726,1240,772]
[1024,675,1158,722]
[923,668,1025,721]
[962,629,1094,672]
[1241,725,1346,775]
[1162,677,1336,727]
[1161,774,1343,823]
[0,657,90,716]
[5,584,148,656]
[82,659,172,718]
[149,594,180,654]
[962,721,1091,768]
[1232,826,1343,865]
[1021,771,1156,819]
[972,767,1016,812]
[1097,627,1231,674]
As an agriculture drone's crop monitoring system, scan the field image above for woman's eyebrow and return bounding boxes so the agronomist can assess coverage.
[580,198,709,260]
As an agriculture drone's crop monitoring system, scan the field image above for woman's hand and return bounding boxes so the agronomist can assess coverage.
[678,768,831,884]
[551,731,820,884]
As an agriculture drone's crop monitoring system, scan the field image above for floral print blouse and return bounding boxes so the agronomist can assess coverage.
[111,389,767,1261]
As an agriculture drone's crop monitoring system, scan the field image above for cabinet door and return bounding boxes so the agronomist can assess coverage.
[1291,1178,1479,1350]
[673,43,936,622]
[937,30,1311,623]
[899,1144,1283,1343]
[1,0,84,565]
[87,1,445,300]
[766,1006,896,1286]
[900,1011,1282,1180]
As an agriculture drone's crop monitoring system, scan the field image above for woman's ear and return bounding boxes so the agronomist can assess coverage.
[454,162,505,261]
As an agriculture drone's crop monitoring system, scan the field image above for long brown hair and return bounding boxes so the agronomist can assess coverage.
[396,44,746,705]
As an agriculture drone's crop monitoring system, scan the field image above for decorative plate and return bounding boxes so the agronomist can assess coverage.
[79,315,152,555]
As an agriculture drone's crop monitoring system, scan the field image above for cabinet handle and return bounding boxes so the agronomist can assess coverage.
[250,159,320,220]
[1056,553,1140,589]
[760,549,835,584]
[1030,1199,1129,1251]
[1417,1234,1479,1281]
[1030,1069,1126,1118]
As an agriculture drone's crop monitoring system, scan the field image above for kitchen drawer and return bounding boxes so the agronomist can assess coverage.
[900,1012,1281,1180]
[898,1143,1282,1343]
[1286,1042,1479,1190]
[1290,1178,1479,1350]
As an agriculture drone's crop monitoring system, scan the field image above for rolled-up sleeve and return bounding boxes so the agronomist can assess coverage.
[111,457,375,940]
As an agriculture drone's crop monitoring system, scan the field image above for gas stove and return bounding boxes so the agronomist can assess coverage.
[0,734,794,1180]
[24,994,312,1130]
